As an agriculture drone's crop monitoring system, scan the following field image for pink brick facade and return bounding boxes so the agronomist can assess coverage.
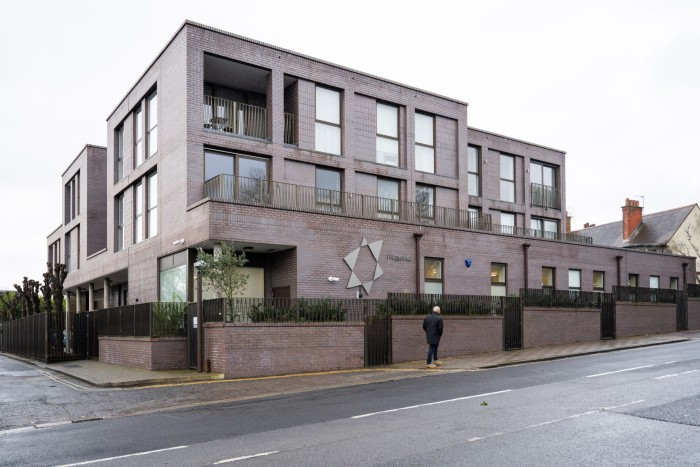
[391,315,503,363]
[99,337,187,370]
[615,302,677,338]
[523,308,601,348]
[204,322,364,378]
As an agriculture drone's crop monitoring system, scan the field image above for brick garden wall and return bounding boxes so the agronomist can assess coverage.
[99,337,187,370]
[204,322,364,378]
[615,302,676,337]
[391,315,503,363]
[688,298,700,330]
[523,308,601,348]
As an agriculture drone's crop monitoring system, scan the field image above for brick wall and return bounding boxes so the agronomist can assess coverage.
[688,298,700,330]
[391,315,503,363]
[99,336,187,370]
[616,302,676,337]
[204,322,364,378]
[523,308,600,348]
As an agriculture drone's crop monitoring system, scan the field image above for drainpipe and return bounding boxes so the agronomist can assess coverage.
[413,233,423,294]
[682,262,688,288]
[522,243,531,290]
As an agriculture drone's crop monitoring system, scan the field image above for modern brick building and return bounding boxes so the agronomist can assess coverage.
[47,21,695,312]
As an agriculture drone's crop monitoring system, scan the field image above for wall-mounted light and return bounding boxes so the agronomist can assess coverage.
[328,276,340,282]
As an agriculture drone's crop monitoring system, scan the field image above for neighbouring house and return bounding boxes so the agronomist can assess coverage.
[574,200,700,285]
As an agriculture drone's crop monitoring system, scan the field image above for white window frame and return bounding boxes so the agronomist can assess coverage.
[376,102,399,166]
[414,112,435,173]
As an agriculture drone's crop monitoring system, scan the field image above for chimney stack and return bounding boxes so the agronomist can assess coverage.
[566,213,572,233]
[622,198,642,240]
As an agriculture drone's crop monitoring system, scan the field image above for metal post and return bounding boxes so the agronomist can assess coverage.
[196,272,203,373]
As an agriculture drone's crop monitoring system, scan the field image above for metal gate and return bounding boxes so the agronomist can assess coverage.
[364,303,391,366]
[676,293,688,331]
[601,294,616,340]
[503,297,522,350]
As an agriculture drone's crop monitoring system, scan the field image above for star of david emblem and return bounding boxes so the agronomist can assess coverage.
[343,237,384,295]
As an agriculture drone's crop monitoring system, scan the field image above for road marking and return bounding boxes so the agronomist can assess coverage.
[602,400,645,410]
[214,451,280,464]
[682,370,699,375]
[35,421,72,428]
[351,390,512,419]
[527,400,644,429]
[41,371,91,391]
[0,426,35,436]
[468,432,503,442]
[654,369,698,380]
[56,445,187,466]
[586,365,654,378]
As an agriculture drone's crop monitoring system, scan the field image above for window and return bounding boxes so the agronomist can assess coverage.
[116,194,124,251]
[468,206,481,229]
[377,177,399,220]
[415,113,434,173]
[593,271,605,292]
[530,161,555,188]
[468,145,480,196]
[160,251,188,302]
[424,258,443,295]
[147,173,158,238]
[134,106,144,167]
[628,274,639,288]
[64,172,80,224]
[491,263,507,296]
[416,184,435,221]
[530,161,559,209]
[670,277,679,290]
[531,217,559,239]
[500,212,515,234]
[204,150,268,202]
[542,267,555,289]
[568,269,581,291]
[500,154,515,202]
[147,91,158,158]
[315,86,341,155]
[316,167,341,210]
[134,181,143,243]
[65,233,72,273]
[115,125,124,182]
[649,276,659,289]
[376,102,398,166]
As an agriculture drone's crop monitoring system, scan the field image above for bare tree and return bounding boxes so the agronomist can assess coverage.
[41,262,53,313]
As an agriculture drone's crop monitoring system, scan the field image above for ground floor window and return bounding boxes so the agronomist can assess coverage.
[160,251,188,302]
[593,271,605,292]
[542,267,555,289]
[568,269,581,291]
[424,258,443,295]
[491,263,507,296]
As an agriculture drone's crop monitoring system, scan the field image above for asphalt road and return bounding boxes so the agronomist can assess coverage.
[2,341,700,466]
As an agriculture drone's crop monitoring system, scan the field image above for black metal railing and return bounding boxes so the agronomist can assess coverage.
[96,302,187,337]
[205,174,593,245]
[203,297,365,323]
[386,293,518,316]
[687,284,700,298]
[612,286,679,304]
[530,183,561,210]
[521,288,605,309]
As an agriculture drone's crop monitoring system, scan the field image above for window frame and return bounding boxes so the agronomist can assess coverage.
[468,145,481,196]
[414,112,435,173]
[424,257,444,295]
[315,166,342,211]
[542,267,555,289]
[146,172,158,239]
[315,85,342,155]
[568,269,582,292]
[499,154,515,203]
[134,181,144,244]
[593,271,605,292]
[491,263,507,296]
[134,106,144,168]
[116,194,125,252]
[377,177,400,220]
[416,184,435,221]
[376,101,399,167]
[115,125,124,183]
[147,91,158,159]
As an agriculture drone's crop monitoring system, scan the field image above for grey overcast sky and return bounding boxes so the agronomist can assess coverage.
[1,0,699,289]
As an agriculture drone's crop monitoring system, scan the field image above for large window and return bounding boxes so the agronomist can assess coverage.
[147,91,158,158]
[569,269,581,291]
[115,125,124,182]
[377,177,399,220]
[500,212,515,234]
[134,181,144,243]
[500,154,515,202]
[491,263,507,296]
[593,271,605,292]
[530,161,555,188]
[424,258,443,295]
[116,194,124,252]
[414,113,434,173]
[542,267,555,289]
[64,172,80,225]
[315,86,341,155]
[204,150,269,201]
[376,102,399,166]
[531,217,558,239]
[468,145,480,196]
[159,251,188,302]
[147,173,158,239]
[134,106,144,167]
[530,160,559,209]
[316,167,341,210]
[416,184,435,221]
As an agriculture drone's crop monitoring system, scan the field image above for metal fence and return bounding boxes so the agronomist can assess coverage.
[386,293,518,316]
[612,286,679,304]
[521,288,605,309]
[203,96,268,139]
[530,183,561,210]
[687,284,700,298]
[202,297,366,324]
[96,302,187,337]
[205,174,593,245]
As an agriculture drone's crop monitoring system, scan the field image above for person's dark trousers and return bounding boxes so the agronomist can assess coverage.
[427,343,439,364]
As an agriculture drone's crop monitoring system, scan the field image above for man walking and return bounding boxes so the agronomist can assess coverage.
[423,305,443,368]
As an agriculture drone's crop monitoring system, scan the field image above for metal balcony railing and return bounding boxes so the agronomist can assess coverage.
[204,175,593,244]
[284,113,296,145]
[203,96,268,140]
[530,183,561,210]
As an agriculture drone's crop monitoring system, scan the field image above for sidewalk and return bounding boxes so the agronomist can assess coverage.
[21,330,700,391]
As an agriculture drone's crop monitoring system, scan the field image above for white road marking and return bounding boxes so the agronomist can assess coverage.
[682,370,699,375]
[214,451,280,464]
[586,365,654,378]
[468,432,503,442]
[528,400,644,429]
[351,390,512,419]
[654,369,699,380]
[56,445,187,466]
[602,400,645,410]
[41,370,91,391]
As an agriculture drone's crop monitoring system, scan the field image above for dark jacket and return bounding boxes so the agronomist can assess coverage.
[423,312,443,345]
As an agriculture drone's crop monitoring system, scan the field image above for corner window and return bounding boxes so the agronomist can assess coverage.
[542,267,555,289]
[568,269,581,291]
[416,184,435,221]
[491,263,507,296]
[424,258,443,295]
[376,102,399,166]
[315,86,341,155]
[315,167,341,210]
[414,113,434,173]
[593,271,605,292]
[377,177,400,220]
[468,145,480,196]
[500,154,515,202]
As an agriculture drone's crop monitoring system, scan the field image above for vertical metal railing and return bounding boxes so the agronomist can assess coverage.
[284,113,296,145]
[530,182,561,210]
[203,96,268,140]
